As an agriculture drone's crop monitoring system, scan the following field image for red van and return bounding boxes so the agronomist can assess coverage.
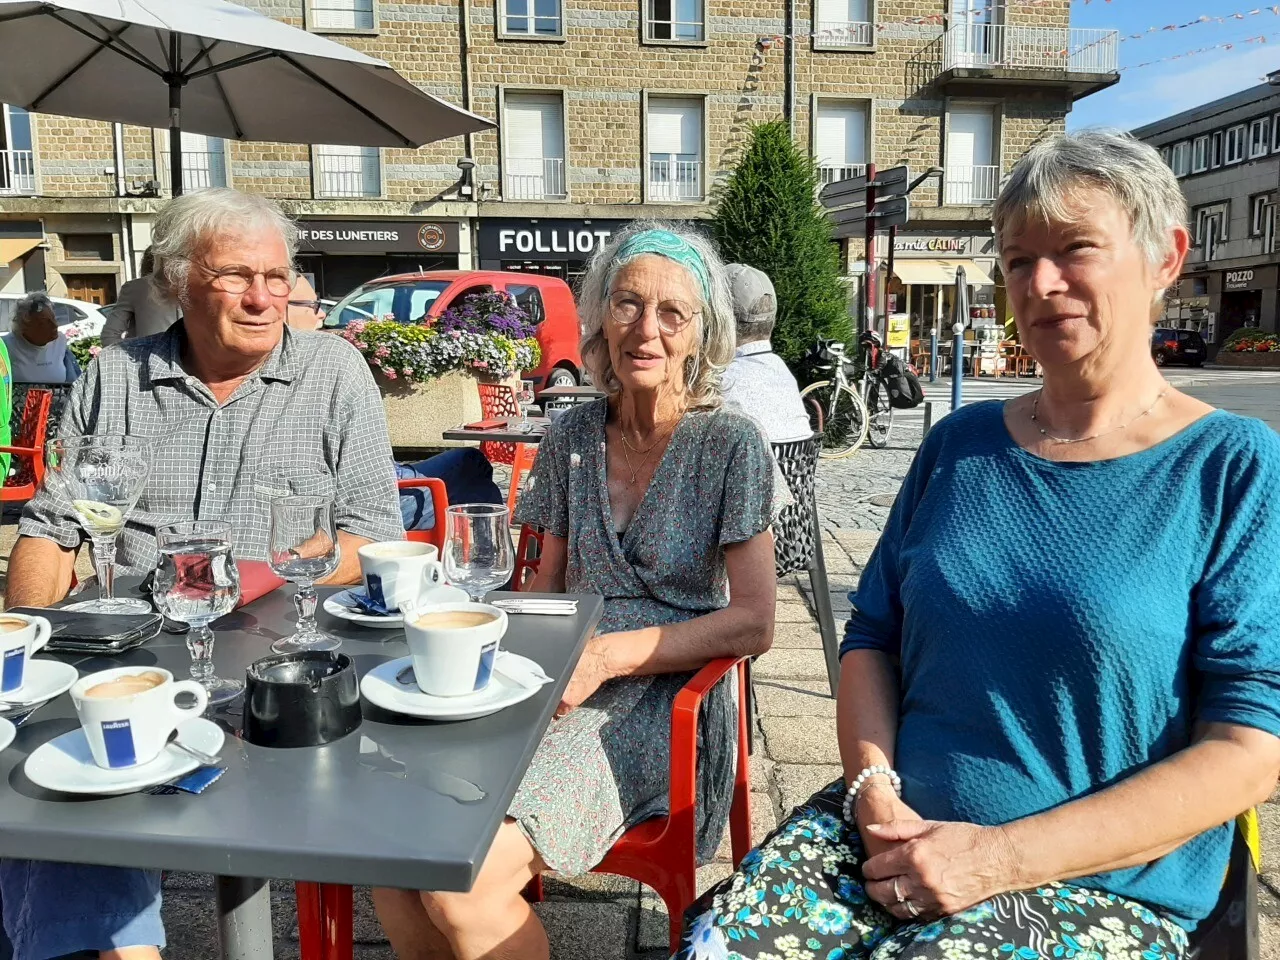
[323,270,584,387]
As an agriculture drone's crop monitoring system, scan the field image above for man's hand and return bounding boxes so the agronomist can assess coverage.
[555,636,617,718]
[854,784,924,861]
[861,820,1020,921]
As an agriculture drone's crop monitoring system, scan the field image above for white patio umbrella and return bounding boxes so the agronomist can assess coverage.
[0,0,494,195]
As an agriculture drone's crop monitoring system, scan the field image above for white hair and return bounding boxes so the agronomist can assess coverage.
[149,188,298,304]
[993,129,1188,276]
[576,220,736,409]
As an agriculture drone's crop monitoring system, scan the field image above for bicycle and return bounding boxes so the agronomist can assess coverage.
[799,340,869,459]
[799,332,896,457]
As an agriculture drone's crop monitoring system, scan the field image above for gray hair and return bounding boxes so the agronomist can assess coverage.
[993,129,1188,275]
[577,220,735,409]
[149,188,298,304]
[15,292,53,325]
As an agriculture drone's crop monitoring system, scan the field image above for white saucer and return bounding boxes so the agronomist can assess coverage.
[324,585,470,629]
[361,654,545,721]
[0,717,14,752]
[0,659,79,711]
[24,717,225,796]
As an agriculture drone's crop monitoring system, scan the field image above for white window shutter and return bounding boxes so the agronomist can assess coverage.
[505,96,564,161]
[648,99,702,157]
[947,107,994,167]
[816,0,842,25]
[815,103,866,167]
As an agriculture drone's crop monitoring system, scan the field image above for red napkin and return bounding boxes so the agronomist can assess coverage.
[236,559,286,608]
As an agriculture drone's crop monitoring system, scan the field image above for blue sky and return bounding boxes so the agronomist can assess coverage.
[1067,0,1280,131]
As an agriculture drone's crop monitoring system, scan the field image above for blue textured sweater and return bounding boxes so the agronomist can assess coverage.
[841,402,1280,929]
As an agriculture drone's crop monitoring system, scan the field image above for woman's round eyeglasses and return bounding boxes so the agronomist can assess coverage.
[607,291,698,336]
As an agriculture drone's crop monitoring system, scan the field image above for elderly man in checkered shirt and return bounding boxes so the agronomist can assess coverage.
[0,188,403,960]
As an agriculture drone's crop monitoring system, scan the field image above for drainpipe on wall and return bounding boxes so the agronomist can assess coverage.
[113,122,135,282]
[460,0,474,165]
[784,0,796,138]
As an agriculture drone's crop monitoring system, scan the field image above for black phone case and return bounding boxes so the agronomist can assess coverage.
[10,607,164,654]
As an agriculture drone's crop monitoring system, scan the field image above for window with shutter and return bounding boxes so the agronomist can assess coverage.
[814,0,871,45]
[648,98,703,200]
[314,145,380,198]
[160,130,228,190]
[503,94,566,200]
[308,0,375,30]
[814,102,867,184]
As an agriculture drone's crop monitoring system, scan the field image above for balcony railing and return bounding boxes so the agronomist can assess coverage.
[646,17,705,40]
[0,150,36,196]
[649,159,703,201]
[504,157,567,201]
[314,151,380,198]
[943,164,1000,204]
[942,25,1119,74]
[817,163,866,187]
[813,20,873,47]
[159,151,228,193]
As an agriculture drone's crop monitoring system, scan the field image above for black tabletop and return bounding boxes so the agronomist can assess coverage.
[441,418,548,445]
[535,386,604,402]
[0,587,601,891]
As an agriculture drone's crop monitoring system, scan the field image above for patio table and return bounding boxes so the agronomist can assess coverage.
[0,584,602,959]
[535,385,604,404]
[441,418,550,446]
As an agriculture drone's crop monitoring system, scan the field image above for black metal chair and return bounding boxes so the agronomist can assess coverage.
[1187,818,1259,960]
[771,436,840,697]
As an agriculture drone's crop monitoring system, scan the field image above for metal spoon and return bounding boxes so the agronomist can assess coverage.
[165,730,221,766]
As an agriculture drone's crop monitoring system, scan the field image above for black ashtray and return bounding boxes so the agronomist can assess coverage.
[243,652,362,748]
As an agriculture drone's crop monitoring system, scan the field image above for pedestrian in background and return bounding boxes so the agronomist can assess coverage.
[2,294,78,384]
[100,246,179,345]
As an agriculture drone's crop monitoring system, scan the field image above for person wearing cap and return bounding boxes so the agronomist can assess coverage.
[721,264,811,443]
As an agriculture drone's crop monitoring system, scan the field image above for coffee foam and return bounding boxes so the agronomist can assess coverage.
[84,671,166,699]
[0,617,29,633]
[413,610,498,630]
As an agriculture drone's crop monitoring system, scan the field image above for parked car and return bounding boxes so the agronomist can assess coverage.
[0,292,109,341]
[1151,327,1206,367]
[324,271,584,388]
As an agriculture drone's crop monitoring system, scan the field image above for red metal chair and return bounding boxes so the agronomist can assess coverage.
[0,388,52,503]
[396,477,449,551]
[476,382,537,516]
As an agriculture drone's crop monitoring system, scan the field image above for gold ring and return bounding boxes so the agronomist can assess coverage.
[906,899,920,919]
[893,877,905,903]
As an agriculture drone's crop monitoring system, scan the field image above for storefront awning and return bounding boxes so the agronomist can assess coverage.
[892,259,993,286]
[0,237,40,266]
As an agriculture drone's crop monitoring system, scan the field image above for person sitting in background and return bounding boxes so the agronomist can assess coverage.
[396,449,502,531]
[0,187,403,960]
[719,263,811,443]
[286,275,326,331]
[100,246,179,346]
[2,294,79,384]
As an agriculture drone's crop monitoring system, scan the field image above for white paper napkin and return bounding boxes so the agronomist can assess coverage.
[494,651,553,690]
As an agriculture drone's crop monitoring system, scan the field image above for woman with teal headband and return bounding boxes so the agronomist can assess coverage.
[373,221,782,959]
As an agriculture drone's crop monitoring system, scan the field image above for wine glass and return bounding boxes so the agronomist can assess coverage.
[45,434,152,614]
[267,495,340,653]
[517,380,536,434]
[152,521,243,705]
[443,504,515,601]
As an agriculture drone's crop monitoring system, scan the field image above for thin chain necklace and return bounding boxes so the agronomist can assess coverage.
[1030,388,1167,444]
[618,416,681,484]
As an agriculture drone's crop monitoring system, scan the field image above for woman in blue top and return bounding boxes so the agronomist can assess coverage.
[676,129,1280,960]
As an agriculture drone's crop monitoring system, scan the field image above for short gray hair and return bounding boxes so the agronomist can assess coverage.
[993,129,1188,272]
[150,188,298,304]
[15,292,53,324]
[577,220,735,409]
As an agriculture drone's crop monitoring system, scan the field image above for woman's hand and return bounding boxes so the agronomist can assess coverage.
[860,820,1019,921]
[555,635,618,717]
[855,784,923,862]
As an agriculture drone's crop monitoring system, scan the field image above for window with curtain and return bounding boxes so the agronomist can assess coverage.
[647,97,703,201]
[503,94,566,200]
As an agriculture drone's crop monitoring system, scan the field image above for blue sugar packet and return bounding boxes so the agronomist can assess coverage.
[348,589,395,617]
[145,765,226,796]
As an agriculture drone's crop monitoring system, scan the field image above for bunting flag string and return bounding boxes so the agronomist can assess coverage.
[1120,7,1280,43]
[1120,31,1279,71]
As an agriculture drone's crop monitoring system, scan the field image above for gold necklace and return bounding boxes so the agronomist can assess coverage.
[1030,388,1167,444]
[617,417,681,484]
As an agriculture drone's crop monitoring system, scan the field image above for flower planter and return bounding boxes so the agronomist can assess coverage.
[376,369,518,449]
[1215,350,1280,369]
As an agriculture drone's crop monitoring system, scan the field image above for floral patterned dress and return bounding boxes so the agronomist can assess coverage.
[511,398,777,873]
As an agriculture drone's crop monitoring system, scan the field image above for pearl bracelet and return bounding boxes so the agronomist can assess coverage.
[841,765,902,824]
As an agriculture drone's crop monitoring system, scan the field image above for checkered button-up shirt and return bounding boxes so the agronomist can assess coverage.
[20,324,404,574]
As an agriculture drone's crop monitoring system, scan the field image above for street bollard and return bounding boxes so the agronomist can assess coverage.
[951,322,964,411]
[929,334,938,383]
[923,400,939,437]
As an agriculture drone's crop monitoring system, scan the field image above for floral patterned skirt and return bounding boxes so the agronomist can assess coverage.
[675,781,1189,960]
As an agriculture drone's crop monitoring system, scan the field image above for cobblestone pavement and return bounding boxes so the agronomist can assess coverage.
[9,370,1280,959]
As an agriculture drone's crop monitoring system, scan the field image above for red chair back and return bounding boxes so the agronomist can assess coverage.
[397,477,449,551]
[476,382,520,466]
[0,388,53,502]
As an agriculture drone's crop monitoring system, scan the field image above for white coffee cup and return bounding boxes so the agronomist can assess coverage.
[70,667,210,769]
[357,541,445,613]
[0,612,51,695]
[404,602,508,697]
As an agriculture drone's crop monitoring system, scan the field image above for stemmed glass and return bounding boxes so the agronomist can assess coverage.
[443,504,515,601]
[45,434,152,614]
[517,380,536,434]
[267,495,340,653]
[152,521,243,705]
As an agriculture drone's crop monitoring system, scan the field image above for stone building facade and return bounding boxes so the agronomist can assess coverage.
[0,0,1117,330]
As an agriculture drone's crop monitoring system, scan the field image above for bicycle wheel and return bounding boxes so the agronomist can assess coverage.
[800,380,868,458]
[865,377,894,449]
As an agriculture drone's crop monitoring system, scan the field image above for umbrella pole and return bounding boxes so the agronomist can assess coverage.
[168,35,183,197]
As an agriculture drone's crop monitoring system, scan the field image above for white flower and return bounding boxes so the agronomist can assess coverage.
[570,453,582,468]
[683,911,731,960]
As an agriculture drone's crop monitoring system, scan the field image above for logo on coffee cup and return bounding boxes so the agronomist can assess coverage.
[1,646,23,692]
[101,718,137,768]
[366,572,387,608]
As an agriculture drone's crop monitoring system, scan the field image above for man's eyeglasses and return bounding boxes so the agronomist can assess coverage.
[288,299,322,312]
[607,291,698,336]
[192,260,297,297]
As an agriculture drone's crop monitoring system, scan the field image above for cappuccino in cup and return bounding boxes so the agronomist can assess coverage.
[0,612,51,695]
[404,602,508,697]
[358,541,445,613]
[70,667,210,769]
